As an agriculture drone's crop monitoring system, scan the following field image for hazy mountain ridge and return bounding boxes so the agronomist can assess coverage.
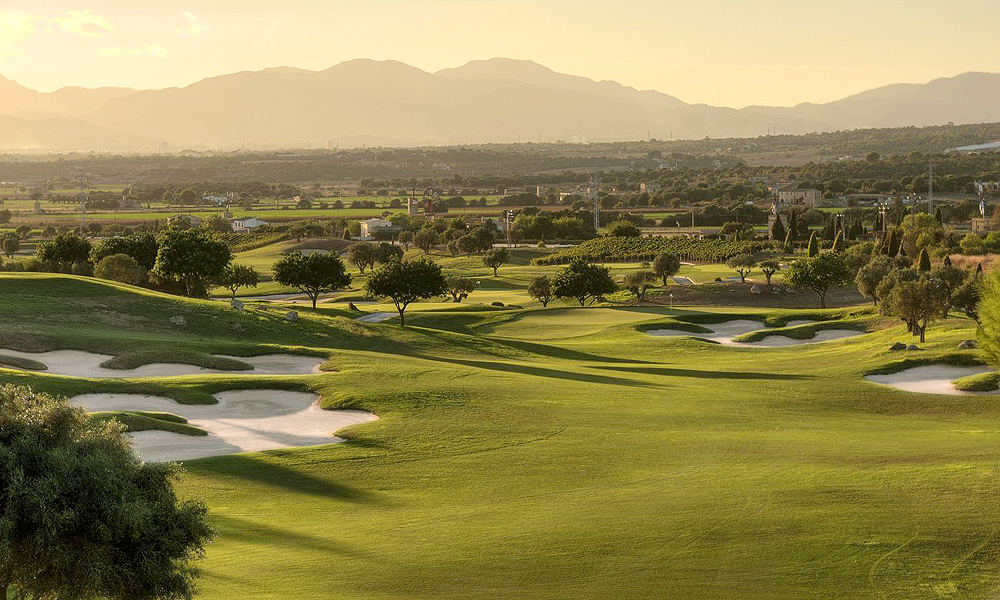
[0,58,996,151]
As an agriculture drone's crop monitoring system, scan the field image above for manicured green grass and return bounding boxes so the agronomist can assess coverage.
[2,273,999,599]
[953,371,999,392]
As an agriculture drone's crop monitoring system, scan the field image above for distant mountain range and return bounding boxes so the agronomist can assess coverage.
[1,58,998,152]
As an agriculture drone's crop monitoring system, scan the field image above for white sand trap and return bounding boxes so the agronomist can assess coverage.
[71,390,378,461]
[865,365,998,395]
[355,312,396,323]
[0,349,324,378]
[647,319,859,346]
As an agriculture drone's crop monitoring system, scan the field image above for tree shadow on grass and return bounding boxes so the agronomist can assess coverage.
[496,338,658,364]
[592,365,814,380]
[187,454,376,503]
[422,355,659,388]
[210,513,367,557]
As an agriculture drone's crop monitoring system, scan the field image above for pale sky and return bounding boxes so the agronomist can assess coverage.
[2,0,999,108]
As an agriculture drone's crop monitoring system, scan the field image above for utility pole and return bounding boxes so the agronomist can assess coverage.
[76,170,89,231]
[928,163,934,213]
[590,172,601,232]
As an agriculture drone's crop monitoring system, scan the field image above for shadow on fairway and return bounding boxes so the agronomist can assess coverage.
[189,454,376,503]
[211,514,367,557]
[592,365,814,380]
[425,356,658,388]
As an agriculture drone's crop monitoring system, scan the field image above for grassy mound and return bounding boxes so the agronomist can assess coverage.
[91,410,207,436]
[953,371,1000,392]
[0,354,47,371]
[100,352,254,371]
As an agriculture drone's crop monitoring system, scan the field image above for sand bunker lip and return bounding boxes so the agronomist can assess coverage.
[865,365,998,395]
[0,349,324,378]
[646,319,862,346]
[71,390,377,461]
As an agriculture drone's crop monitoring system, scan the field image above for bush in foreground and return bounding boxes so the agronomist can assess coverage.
[0,385,213,599]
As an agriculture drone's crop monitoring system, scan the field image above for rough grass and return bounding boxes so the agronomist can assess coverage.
[953,371,1000,391]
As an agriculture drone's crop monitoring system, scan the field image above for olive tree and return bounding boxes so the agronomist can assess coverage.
[365,258,447,326]
[785,252,852,308]
[623,270,657,301]
[726,253,756,283]
[855,256,895,305]
[0,385,213,600]
[272,251,351,308]
[444,276,476,302]
[0,232,19,259]
[527,275,554,307]
[884,275,950,342]
[347,242,377,274]
[552,259,617,306]
[758,258,780,285]
[94,254,147,286]
[153,229,232,297]
[218,264,260,299]
[652,252,680,285]
[413,228,439,253]
[482,248,509,277]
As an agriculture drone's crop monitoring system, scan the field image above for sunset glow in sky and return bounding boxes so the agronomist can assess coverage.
[2,0,999,107]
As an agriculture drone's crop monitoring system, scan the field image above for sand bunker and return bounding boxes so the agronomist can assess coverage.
[71,390,377,461]
[647,320,862,346]
[0,349,324,378]
[355,312,396,323]
[865,365,998,395]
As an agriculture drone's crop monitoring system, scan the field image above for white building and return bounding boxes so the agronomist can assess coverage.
[359,218,394,239]
[230,217,269,232]
[776,186,822,207]
[640,183,665,193]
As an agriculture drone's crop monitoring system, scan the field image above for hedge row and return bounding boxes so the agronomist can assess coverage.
[532,236,765,265]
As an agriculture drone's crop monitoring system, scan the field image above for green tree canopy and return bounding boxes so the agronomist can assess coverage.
[482,248,509,277]
[0,385,213,600]
[652,252,681,285]
[153,229,232,297]
[527,275,554,307]
[365,258,447,326]
[785,252,852,308]
[272,251,351,308]
[219,264,261,299]
[552,260,617,306]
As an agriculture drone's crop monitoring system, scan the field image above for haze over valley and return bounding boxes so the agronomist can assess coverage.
[3,58,1000,151]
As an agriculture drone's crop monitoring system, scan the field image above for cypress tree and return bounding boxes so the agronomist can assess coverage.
[787,211,798,242]
[831,231,843,252]
[887,228,901,257]
[807,231,819,257]
[977,262,984,275]
[934,207,943,224]
[917,247,931,271]
[943,255,952,267]
[770,216,786,242]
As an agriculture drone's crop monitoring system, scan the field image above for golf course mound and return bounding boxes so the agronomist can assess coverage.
[865,364,999,395]
[71,390,378,461]
[0,349,324,378]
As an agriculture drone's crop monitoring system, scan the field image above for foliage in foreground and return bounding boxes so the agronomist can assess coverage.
[0,385,213,600]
